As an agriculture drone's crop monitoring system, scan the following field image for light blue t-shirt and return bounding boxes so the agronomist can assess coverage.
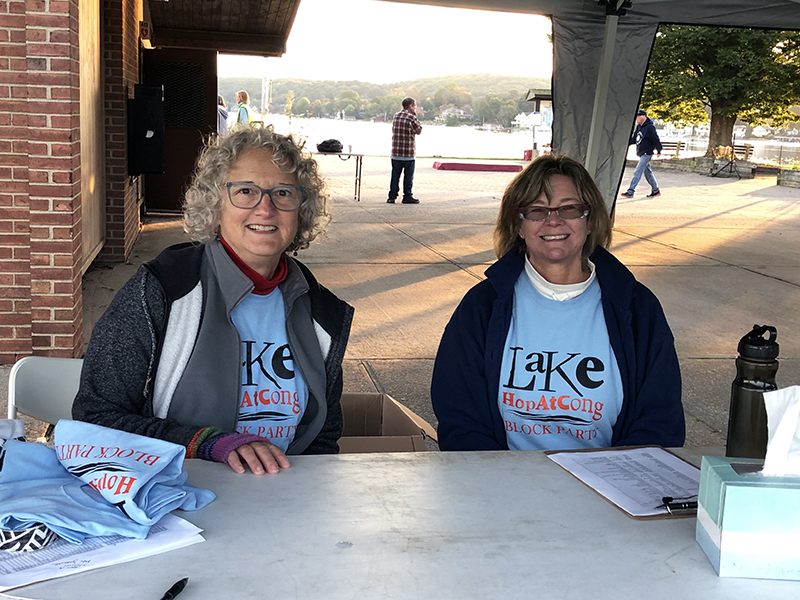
[231,289,308,451]
[498,273,623,450]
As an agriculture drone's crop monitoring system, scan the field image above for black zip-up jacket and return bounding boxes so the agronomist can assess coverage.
[431,247,685,451]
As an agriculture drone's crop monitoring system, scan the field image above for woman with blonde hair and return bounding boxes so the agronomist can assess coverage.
[74,127,353,475]
[431,154,684,451]
[235,90,256,129]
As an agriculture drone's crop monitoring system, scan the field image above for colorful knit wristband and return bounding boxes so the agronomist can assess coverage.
[186,427,223,459]
[196,432,226,462]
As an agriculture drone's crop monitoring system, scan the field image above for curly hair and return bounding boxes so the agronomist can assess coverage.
[183,126,330,253]
[493,154,612,260]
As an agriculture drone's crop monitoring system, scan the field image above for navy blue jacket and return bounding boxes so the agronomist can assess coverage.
[631,117,662,156]
[431,247,685,451]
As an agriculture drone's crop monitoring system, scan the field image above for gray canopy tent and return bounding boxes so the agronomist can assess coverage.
[385,0,800,211]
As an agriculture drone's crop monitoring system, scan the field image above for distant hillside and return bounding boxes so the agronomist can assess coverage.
[218,77,265,108]
[395,74,549,99]
[218,74,550,109]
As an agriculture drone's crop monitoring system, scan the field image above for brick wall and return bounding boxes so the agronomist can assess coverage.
[100,0,140,261]
[27,0,83,359]
[0,0,86,363]
[0,0,143,363]
[0,0,35,362]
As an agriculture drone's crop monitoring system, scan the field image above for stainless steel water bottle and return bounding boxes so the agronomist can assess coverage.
[725,324,779,459]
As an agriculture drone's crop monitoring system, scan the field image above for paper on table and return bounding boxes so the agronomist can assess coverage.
[547,447,700,518]
[0,514,203,592]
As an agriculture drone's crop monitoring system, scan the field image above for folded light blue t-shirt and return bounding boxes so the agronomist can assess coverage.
[0,420,215,544]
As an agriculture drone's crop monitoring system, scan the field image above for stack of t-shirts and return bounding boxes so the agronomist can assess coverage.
[0,420,215,545]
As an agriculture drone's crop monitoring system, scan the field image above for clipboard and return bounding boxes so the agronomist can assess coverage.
[545,445,701,520]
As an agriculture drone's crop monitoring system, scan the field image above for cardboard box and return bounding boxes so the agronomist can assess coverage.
[696,455,800,580]
[338,393,437,453]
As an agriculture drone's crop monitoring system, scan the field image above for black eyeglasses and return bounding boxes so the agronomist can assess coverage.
[225,182,306,211]
[519,203,590,222]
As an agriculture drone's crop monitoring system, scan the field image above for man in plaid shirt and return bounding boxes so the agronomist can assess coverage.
[388,97,423,204]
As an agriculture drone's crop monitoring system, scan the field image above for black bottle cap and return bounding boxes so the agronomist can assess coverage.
[738,324,779,360]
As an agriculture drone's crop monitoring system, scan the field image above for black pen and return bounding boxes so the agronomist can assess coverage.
[661,496,698,515]
[159,577,188,600]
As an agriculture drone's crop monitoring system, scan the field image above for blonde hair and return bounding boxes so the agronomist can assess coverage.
[493,154,612,259]
[236,90,250,104]
[183,126,329,253]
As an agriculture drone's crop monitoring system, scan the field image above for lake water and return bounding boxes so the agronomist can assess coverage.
[257,114,800,165]
[264,114,545,160]
[677,138,800,165]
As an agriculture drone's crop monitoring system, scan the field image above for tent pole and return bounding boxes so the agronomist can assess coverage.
[585,13,619,177]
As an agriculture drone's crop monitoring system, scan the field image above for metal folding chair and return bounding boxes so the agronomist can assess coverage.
[7,356,83,423]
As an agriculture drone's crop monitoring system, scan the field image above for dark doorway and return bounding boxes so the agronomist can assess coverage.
[142,48,217,213]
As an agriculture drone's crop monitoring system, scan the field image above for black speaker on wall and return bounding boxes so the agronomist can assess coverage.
[128,85,165,175]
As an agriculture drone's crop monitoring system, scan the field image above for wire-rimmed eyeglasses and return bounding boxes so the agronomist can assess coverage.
[225,182,306,211]
[518,203,590,222]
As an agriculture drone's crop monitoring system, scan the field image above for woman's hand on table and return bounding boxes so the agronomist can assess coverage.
[227,441,291,475]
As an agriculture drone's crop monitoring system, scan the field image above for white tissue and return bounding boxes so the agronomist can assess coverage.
[762,386,800,477]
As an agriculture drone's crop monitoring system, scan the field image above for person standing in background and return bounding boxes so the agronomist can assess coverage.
[621,109,662,198]
[217,95,229,138]
[388,97,422,204]
[236,90,257,129]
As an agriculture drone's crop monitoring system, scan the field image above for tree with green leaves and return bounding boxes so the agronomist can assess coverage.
[420,98,435,120]
[294,96,311,117]
[643,26,800,155]
[433,83,472,112]
[340,89,361,102]
[284,90,295,118]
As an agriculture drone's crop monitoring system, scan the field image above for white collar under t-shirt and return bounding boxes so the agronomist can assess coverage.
[524,255,596,301]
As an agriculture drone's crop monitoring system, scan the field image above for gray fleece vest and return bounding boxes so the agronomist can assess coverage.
[150,241,329,454]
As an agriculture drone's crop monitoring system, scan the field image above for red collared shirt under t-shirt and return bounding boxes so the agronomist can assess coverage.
[391,109,422,158]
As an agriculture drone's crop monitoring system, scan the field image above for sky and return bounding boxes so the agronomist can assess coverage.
[217,0,553,84]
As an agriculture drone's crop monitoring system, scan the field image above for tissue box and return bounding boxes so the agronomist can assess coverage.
[696,455,800,580]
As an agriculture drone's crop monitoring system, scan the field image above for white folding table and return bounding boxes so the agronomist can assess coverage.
[314,152,364,201]
[21,450,799,599]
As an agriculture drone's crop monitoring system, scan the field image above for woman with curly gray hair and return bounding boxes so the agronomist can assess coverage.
[183,126,329,253]
[74,126,354,477]
[431,154,684,453]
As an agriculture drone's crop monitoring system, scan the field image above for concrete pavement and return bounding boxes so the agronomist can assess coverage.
[314,157,800,448]
[6,155,800,447]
